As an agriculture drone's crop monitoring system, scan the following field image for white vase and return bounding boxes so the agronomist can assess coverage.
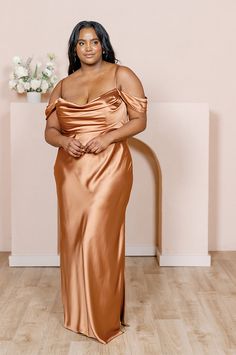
[27,91,41,103]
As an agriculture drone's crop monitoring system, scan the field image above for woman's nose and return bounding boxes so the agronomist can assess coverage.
[85,43,92,51]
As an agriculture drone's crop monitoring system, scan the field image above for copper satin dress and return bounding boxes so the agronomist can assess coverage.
[45,87,148,344]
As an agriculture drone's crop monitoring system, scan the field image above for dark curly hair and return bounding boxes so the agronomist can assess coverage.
[68,20,119,75]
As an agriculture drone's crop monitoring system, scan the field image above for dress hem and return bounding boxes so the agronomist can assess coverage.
[63,324,127,345]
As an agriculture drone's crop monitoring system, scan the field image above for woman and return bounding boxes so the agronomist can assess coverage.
[44,20,148,344]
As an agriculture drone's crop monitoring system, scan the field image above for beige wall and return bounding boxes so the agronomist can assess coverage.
[1,0,236,251]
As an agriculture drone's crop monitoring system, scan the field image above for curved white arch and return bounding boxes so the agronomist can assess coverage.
[126,102,211,267]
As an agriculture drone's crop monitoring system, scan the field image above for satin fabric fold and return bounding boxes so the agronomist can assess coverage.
[45,88,148,344]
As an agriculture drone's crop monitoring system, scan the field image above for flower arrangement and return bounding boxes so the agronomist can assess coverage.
[9,53,58,94]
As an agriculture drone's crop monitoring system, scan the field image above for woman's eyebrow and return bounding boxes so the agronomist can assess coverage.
[78,38,99,41]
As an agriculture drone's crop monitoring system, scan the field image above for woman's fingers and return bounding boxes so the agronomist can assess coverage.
[73,139,85,150]
[70,150,84,158]
[93,147,101,154]
[85,135,109,154]
[85,140,98,153]
[70,139,85,154]
[66,137,105,157]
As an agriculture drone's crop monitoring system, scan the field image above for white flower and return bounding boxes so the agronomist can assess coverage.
[30,79,41,90]
[15,66,28,78]
[16,83,25,93]
[9,54,58,95]
[50,75,57,84]
[41,80,49,93]
[9,80,17,89]
[43,68,52,77]
[12,56,21,65]
[24,82,31,91]
[46,61,55,69]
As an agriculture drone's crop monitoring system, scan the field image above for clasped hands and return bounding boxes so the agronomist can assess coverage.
[63,134,112,158]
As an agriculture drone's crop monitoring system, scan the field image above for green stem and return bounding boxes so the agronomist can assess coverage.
[33,64,38,78]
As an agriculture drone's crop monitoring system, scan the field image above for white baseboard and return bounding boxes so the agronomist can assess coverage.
[8,247,211,267]
[8,254,60,267]
[125,245,157,256]
[8,246,157,266]
[156,248,211,267]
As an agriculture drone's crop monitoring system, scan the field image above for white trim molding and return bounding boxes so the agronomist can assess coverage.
[156,248,211,267]
[8,247,211,267]
[9,254,60,267]
[125,245,156,256]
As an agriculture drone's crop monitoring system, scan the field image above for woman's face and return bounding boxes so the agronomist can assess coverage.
[76,27,103,64]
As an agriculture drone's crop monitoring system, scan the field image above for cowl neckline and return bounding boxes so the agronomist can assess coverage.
[58,88,118,107]
[45,88,148,120]
[56,88,147,107]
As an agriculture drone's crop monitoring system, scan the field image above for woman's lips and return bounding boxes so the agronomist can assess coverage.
[85,54,94,57]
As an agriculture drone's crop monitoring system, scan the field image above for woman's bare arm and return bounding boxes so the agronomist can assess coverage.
[105,65,147,143]
[44,80,65,148]
[44,80,86,158]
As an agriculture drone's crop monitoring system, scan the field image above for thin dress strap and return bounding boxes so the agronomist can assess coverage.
[114,64,119,89]
[61,78,65,100]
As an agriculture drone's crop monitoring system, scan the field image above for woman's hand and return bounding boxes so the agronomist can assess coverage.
[84,134,112,154]
[61,136,86,158]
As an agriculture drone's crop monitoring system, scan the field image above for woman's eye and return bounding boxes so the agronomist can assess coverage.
[77,40,99,46]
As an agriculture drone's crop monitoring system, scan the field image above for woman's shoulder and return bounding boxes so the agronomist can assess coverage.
[116,64,141,83]
[115,64,144,95]
[116,63,134,74]
[61,71,79,84]
[47,78,64,104]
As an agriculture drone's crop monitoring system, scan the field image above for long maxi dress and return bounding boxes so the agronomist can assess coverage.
[45,85,148,344]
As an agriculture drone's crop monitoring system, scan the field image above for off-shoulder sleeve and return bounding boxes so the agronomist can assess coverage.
[45,100,58,120]
[119,90,148,112]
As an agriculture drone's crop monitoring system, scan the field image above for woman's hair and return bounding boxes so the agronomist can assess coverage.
[68,20,118,75]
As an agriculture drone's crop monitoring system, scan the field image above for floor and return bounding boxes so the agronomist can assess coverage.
[0,251,236,355]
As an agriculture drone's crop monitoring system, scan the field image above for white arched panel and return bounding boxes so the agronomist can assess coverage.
[126,102,211,266]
